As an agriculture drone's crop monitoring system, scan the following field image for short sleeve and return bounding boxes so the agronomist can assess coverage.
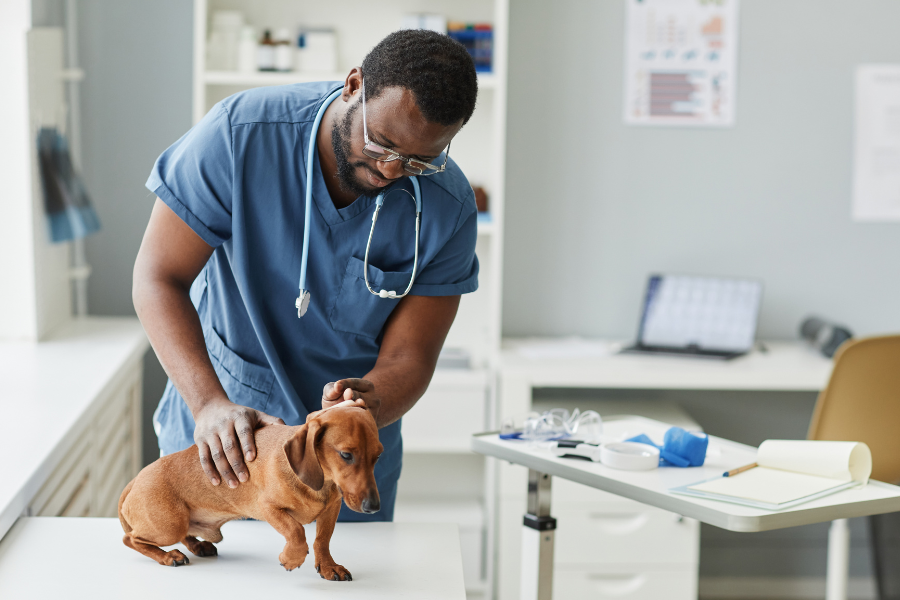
[145,103,234,247]
[410,209,479,296]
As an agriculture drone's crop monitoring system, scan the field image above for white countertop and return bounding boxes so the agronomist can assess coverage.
[501,337,833,391]
[0,317,149,541]
[0,518,467,599]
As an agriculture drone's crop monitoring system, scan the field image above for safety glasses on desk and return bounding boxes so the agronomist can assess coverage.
[500,408,603,444]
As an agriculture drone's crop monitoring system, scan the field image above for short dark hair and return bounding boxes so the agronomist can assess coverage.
[361,29,478,126]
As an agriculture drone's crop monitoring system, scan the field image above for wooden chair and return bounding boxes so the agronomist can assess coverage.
[808,335,900,600]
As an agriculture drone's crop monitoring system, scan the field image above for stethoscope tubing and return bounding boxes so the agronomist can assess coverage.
[297,87,422,317]
[364,177,422,299]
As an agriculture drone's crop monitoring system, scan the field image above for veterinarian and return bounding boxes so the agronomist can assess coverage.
[132,30,479,522]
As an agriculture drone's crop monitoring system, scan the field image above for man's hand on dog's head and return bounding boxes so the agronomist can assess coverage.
[193,399,284,488]
[322,379,381,421]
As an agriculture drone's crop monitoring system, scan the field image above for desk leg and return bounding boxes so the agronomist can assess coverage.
[521,469,556,600]
[826,519,849,600]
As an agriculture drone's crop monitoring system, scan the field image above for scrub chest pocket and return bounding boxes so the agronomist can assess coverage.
[329,257,411,339]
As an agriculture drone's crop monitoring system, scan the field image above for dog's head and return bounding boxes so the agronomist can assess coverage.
[283,399,383,514]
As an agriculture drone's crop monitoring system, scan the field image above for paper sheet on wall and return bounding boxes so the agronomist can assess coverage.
[624,0,740,127]
[852,65,900,221]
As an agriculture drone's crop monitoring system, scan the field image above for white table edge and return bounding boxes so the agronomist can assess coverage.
[472,433,900,533]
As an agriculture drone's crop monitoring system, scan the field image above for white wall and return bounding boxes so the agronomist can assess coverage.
[74,0,194,464]
[503,0,900,341]
[0,1,38,340]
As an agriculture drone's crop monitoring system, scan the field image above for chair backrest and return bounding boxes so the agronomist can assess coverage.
[808,335,900,483]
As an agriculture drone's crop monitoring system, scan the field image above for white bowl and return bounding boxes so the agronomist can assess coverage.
[600,442,660,471]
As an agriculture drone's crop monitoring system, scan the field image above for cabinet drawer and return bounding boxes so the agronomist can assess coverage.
[554,566,697,600]
[403,375,487,452]
[553,476,670,506]
[29,428,92,516]
[60,474,91,517]
[554,506,698,565]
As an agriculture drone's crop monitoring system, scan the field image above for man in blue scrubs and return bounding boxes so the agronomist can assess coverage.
[132,30,479,522]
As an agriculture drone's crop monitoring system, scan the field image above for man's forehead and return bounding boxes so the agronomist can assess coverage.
[363,86,462,155]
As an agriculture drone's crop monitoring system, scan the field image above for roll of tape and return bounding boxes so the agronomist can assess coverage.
[600,442,660,471]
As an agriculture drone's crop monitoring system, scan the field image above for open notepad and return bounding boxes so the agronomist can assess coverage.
[671,440,872,510]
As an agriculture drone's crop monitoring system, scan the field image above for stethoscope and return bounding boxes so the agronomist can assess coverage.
[296,88,422,318]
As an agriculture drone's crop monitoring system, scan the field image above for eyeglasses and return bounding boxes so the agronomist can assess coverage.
[360,79,450,176]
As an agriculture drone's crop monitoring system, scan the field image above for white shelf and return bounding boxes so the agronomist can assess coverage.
[192,1,508,595]
[203,69,498,89]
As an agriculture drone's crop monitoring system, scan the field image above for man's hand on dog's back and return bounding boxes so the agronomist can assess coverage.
[193,398,284,488]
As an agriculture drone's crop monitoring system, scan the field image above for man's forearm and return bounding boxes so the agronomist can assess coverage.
[133,277,227,416]
[363,355,437,428]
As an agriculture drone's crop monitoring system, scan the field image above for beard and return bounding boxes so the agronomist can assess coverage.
[331,100,382,199]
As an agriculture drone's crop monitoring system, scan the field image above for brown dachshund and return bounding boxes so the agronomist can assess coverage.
[118,399,382,581]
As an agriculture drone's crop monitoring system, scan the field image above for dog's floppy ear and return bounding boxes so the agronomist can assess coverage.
[283,420,325,491]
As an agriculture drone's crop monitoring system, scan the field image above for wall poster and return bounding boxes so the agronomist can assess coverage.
[624,0,740,127]
[853,64,900,222]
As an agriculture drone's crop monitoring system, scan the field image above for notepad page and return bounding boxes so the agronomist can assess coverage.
[688,467,846,505]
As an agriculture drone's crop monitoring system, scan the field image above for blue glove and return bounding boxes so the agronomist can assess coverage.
[627,427,708,467]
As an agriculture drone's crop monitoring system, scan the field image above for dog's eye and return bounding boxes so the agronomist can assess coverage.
[339,451,352,461]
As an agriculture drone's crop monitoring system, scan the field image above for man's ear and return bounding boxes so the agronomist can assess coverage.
[283,421,325,491]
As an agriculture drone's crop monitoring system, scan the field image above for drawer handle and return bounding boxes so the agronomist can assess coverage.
[586,573,647,596]
[587,512,650,534]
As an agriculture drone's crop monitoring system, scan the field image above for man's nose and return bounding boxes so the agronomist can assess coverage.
[376,159,406,180]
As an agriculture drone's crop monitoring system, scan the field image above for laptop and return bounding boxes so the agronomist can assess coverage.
[621,274,763,360]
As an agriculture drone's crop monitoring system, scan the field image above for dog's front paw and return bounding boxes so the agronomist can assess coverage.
[162,550,190,567]
[279,549,308,571]
[317,563,352,581]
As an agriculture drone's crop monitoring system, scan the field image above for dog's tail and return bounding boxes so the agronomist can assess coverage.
[117,477,136,534]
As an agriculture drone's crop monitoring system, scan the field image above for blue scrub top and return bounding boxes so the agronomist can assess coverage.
[145,82,479,521]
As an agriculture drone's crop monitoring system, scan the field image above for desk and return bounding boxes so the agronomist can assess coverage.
[492,338,835,600]
[0,518,467,599]
[474,418,900,600]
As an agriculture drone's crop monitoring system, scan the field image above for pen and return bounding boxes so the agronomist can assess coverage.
[723,462,758,477]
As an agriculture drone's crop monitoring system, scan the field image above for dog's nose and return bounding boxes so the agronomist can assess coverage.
[361,493,380,514]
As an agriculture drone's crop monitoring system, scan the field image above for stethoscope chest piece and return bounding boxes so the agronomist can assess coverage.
[295,289,311,318]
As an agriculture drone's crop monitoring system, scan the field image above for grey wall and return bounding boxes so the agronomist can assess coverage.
[503,0,900,340]
[504,0,900,582]
[76,0,193,466]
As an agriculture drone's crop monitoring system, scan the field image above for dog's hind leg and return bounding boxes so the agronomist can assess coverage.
[182,535,218,557]
[123,534,190,566]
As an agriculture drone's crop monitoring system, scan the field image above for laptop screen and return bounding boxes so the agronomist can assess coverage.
[637,275,763,352]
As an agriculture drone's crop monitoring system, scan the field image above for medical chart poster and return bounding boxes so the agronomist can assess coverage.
[852,65,900,222]
[624,0,740,127]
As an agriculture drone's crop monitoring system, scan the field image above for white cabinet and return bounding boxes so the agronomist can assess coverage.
[402,369,490,453]
[27,365,143,519]
[551,478,699,600]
